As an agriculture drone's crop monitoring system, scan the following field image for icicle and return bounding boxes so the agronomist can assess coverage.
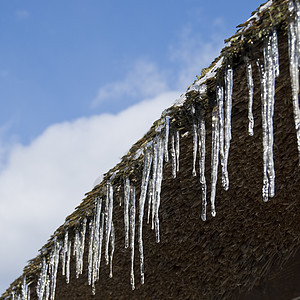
[192,122,198,177]
[88,219,94,286]
[170,133,177,178]
[109,222,115,278]
[245,59,254,136]
[49,238,61,300]
[44,275,50,300]
[154,135,164,243]
[124,178,130,248]
[61,230,68,277]
[288,1,300,164]
[138,150,153,284]
[151,141,158,229]
[66,240,71,284]
[217,85,225,189]
[198,117,207,221]
[164,116,170,162]
[223,65,233,191]
[21,276,28,300]
[27,287,30,300]
[129,186,136,290]
[105,182,113,264]
[97,212,105,281]
[36,257,48,300]
[210,107,220,217]
[79,218,87,275]
[257,31,279,201]
[176,130,180,173]
[73,230,80,278]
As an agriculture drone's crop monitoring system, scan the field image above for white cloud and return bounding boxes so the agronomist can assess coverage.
[0,91,178,294]
[91,59,169,108]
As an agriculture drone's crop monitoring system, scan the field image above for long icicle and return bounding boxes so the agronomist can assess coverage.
[288,0,300,164]
[192,122,198,177]
[223,65,233,191]
[210,107,220,217]
[124,178,130,248]
[138,150,153,284]
[105,182,114,264]
[245,59,255,136]
[198,117,207,221]
[130,186,136,290]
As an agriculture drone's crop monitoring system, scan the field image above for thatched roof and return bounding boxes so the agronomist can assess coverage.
[2,0,300,299]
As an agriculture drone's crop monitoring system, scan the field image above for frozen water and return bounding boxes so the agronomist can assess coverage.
[170,133,177,178]
[288,0,300,164]
[105,183,114,264]
[138,150,153,284]
[36,257,48,300]
[192,123,198,177]
[151,140,158,229]
[66,240,71,284]
[198,117,207,221]
[223,65,233,191]
[130,186,136,290]
[164,116,170,162]
[124,178,130,248]
[210,108,220,217]
[109,222,115,278]
[49,237,61,300]
[176,130,180,172]
[245,60,254,136]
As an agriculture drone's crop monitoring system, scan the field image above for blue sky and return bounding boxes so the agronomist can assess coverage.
[0,0,263,294]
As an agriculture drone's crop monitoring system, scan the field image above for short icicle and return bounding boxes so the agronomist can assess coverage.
[192,122,198,177]
[36,257,48,300]
[210,107,220,217]
[223,65,233,191]
[138,150,153,284]
[198,117,207,221]
[130,186,136,290]
[170,133,177,178]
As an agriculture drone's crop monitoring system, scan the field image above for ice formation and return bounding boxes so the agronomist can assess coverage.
[130,186,136,290]
[257,30,279,201]
[198,118,207,221]
[6,2,300,299]
[288,0,300,164]
[138,150,153,284]
[245,59,255,136]
[223,65,233,191]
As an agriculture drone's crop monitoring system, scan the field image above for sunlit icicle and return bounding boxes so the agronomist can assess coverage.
[151,141,158,229]
[192,122,198,177]
[105,182,114,264]
[138,150,153,284]
[223,65,233,191]
[217,85,225,188]
[109,222,115,278]
[21,276,28,300]
[259,31,279,201]
[96,212,105,282]
[88,219,94,286]
[130,186,136,290]
[49,238,61,300]
[66,240,71,284]
[210,107,220,217]
[164,116,170,162]
[198,117,207,221]
[170,133,177,178]
[288,1,300,164]
[245,59,255,136]
[61,230,68,277]
[176,130,180,172]
[257,60,270,201]
[154,135,165,243]
[44,275,50,300]
[124,178,130,248]
[79,218,87,276]
[36,257,48,300]
[27,286,30,300]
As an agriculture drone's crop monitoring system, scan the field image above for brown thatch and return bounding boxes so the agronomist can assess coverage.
[2,0,300,299]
